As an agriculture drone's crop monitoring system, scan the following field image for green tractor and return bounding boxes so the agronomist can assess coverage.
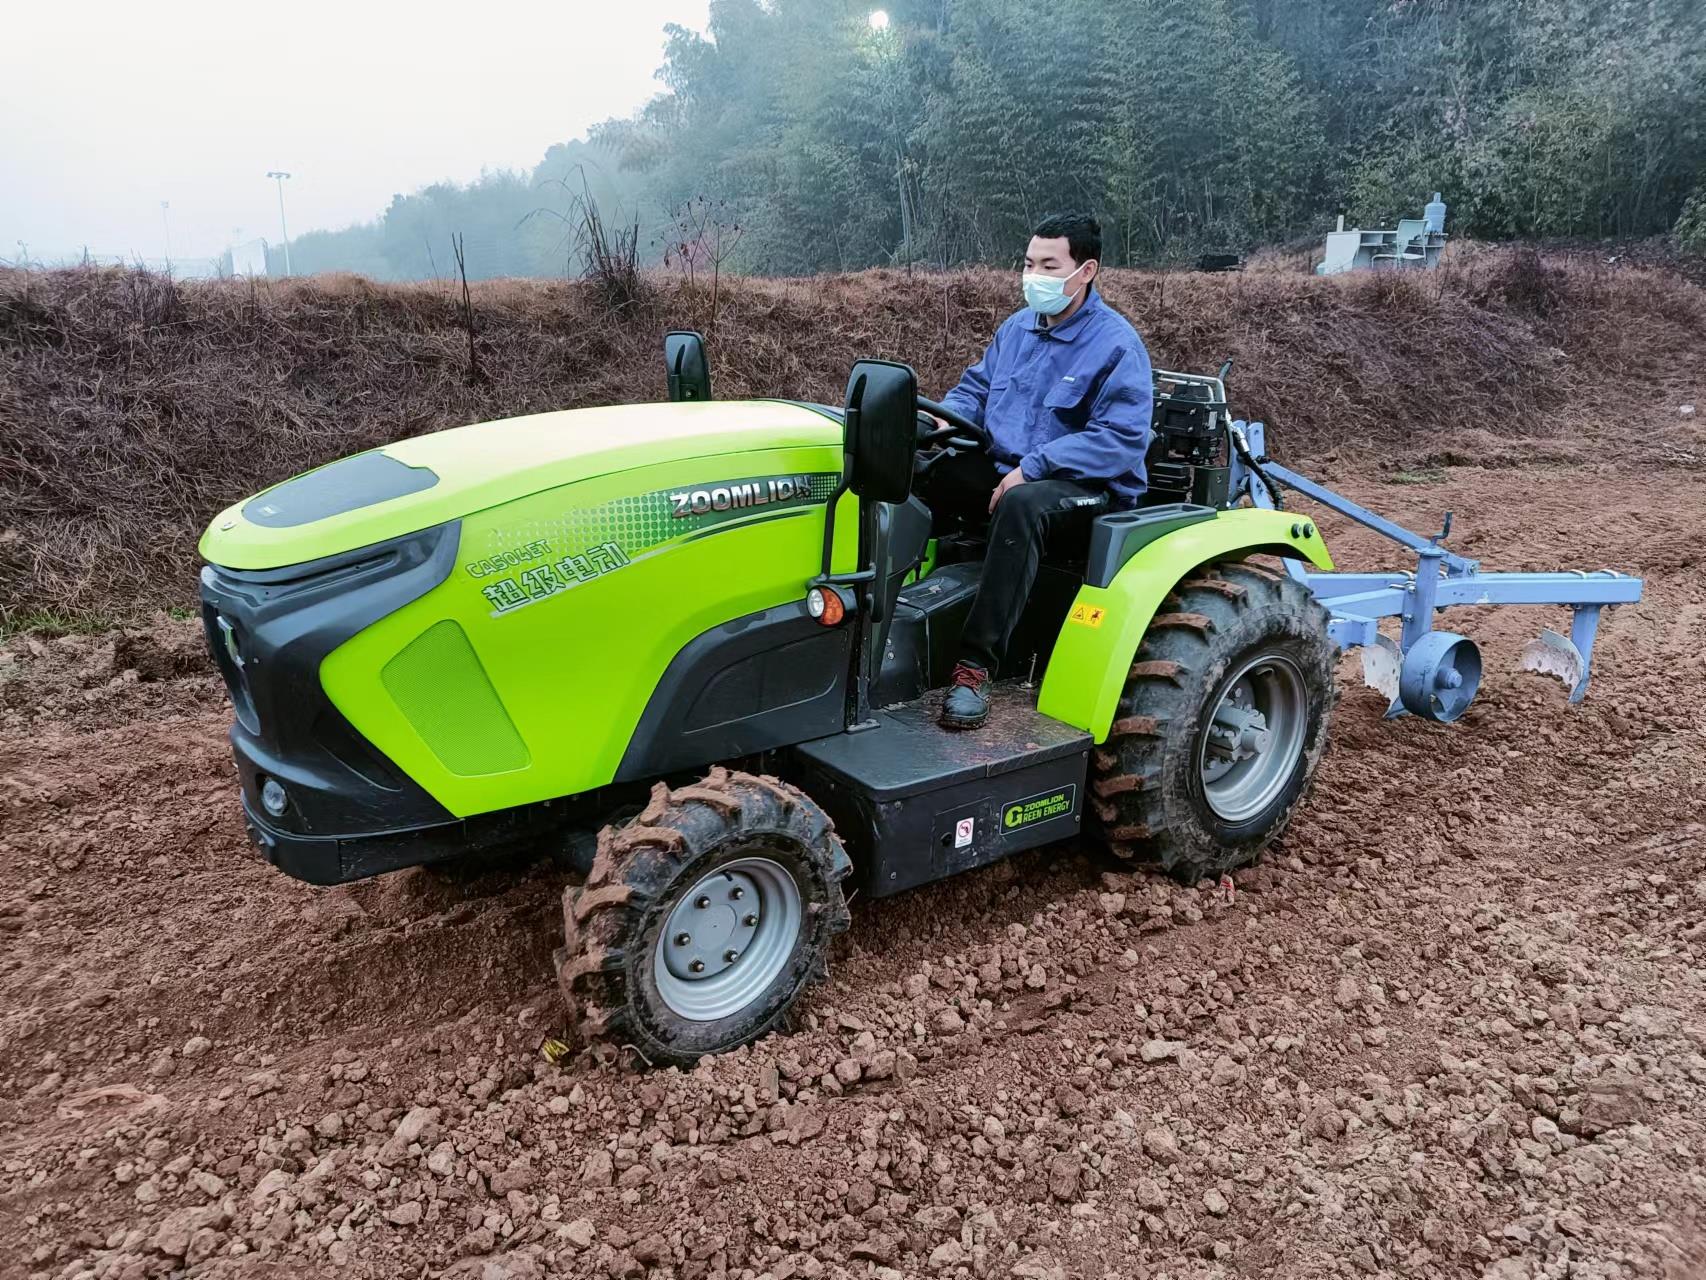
[199,335,1339,1066]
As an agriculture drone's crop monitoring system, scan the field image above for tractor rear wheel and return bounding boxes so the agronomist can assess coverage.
[556,767,850,1067]
[1089,560,1335,883]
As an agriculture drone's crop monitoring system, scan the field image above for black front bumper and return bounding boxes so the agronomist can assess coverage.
[239,792,454,884]
[238,790,572,885]
[202,524,471,883]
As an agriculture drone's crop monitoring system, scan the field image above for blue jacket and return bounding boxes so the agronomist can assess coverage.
[940,289,1153,506]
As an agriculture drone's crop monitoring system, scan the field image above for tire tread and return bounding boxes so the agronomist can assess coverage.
[1089,559,1334,883]
[556,768,849,1068]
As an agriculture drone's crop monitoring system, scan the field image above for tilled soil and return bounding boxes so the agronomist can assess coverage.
[2,460,1704,1280]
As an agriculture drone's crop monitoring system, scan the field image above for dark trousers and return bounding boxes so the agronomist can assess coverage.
[914,451,1102,675]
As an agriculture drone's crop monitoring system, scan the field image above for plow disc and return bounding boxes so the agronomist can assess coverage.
[1359,634,1402,706]
[1519,628,1590,702]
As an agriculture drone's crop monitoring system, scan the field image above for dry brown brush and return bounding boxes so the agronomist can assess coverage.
[2,250,1702,623]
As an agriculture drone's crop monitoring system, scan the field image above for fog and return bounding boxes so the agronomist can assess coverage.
[0,0,708,265]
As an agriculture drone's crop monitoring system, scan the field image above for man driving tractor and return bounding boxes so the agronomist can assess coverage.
[925,211,1155,730]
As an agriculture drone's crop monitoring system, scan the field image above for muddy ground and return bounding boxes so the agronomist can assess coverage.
[2,456,1704,1280]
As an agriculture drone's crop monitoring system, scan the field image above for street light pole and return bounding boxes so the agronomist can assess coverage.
[266,171,293,276]
[161,201,172,270]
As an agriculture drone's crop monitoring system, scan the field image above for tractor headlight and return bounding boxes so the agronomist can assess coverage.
[260,777,289,817]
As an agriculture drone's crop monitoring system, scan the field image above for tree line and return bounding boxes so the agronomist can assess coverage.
[279,0,1706,280]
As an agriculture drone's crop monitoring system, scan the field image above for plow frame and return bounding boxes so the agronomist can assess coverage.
[1233,421,1644,713]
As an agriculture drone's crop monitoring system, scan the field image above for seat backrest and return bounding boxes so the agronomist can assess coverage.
[1319,230,1361,274]
[1394,218,1426,249]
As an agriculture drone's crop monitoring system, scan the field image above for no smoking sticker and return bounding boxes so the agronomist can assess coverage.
[954,817,976,849]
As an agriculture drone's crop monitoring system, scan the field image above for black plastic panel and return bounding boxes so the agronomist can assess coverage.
[869,496,934,678]
[874,562,981,705]
[1084,503,1219,588]
[616,601,853,782]
[1001,563,1088,680]
[684,630,849,730]
[242,452,438,528]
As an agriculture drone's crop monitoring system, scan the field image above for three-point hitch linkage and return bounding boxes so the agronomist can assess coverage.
[1231,421,1644,722]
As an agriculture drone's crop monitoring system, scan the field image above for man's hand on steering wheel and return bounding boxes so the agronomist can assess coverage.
[912,397,1028,510]
[914,396,990,453]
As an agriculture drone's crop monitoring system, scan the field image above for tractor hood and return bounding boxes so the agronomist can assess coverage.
[200,400,843,570]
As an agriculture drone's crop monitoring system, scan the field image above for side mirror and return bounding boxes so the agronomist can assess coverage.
[664,330,711,402]
[842,359,916,504]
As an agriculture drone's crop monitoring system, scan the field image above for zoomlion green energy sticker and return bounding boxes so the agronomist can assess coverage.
[1002,785,1077,831]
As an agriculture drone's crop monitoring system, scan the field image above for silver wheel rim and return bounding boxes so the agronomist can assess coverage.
[1198,652,1308,825]
[653,856,803,1022]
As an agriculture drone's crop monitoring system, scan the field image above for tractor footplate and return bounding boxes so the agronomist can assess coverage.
[786,680,1090,898]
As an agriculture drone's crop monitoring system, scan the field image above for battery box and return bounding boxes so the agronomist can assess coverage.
[787,680,1090,898]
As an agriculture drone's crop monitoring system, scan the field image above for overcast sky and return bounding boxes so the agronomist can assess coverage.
[0,0,710,264]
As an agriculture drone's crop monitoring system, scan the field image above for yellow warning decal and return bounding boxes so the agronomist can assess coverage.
[1068,603,1107,628]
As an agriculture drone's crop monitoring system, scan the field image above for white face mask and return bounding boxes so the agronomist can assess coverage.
[1022,261,1089,316]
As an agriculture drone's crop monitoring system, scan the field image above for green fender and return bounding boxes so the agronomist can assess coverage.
[1036,508,1334,743]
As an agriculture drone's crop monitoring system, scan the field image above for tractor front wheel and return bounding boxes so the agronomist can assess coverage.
[556,767,850,1068]
[1090,560,1335,883]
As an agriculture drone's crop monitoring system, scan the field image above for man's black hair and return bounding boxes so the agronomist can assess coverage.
[1032,211,1102,266]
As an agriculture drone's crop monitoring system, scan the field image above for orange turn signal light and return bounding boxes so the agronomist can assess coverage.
[806,586,846,626]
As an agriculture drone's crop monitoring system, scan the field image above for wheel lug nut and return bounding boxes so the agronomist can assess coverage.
[729,886,744,901]
[694,895,710,909]
[689,959,705,973]
[724,949,739,962]
[674,932,691,946]
[743,913,758,926]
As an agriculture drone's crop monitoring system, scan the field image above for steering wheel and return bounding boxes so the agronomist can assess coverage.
[915,396,990,453]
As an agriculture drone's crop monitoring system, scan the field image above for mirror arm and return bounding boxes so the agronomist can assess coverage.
[816,405,854,582]
[850,497,880,728]
[816,406,875,586]
[817,480,847,582]
[667,345,685,401]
